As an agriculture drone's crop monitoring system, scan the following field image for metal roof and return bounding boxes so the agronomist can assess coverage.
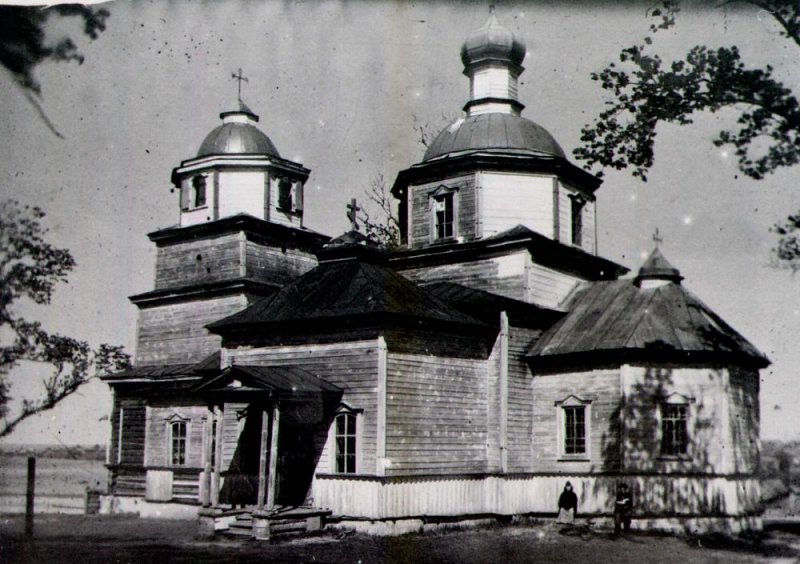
[423,113,566,162]
[196,122,280,158]
[528,278,769,367]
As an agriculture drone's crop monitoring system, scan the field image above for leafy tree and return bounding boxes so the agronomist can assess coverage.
[573,1,800,265]
[0,200,130,438]
[0,4,109,137]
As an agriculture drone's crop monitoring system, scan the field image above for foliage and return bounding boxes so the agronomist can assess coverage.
[0,4,109,137]
[0,200,130,438]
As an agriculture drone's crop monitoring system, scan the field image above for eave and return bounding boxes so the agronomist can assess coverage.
[129,278,277,307]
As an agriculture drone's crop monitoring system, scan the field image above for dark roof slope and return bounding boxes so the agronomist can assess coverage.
[208,259,486,333]
[422,281,564,327]
[193,365,341,397]
[528,279,769,368]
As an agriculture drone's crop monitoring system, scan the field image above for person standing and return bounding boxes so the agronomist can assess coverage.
[557,481,578,524]
[614,483,633,535]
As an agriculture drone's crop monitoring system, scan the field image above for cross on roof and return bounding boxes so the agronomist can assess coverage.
[653,228,663,248]
[346,198,361,231]
[231,68,249,101]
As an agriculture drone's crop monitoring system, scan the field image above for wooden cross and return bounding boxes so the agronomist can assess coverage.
[231,68,248,101]
[346,198,361,231]
[652,228,663,248]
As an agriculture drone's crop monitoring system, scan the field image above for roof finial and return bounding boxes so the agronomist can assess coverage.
[231,68,248,102]
[346,198,361,231]
[652,227,663,248]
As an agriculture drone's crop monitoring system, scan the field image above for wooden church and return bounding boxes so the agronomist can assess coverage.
[102,9,768,537]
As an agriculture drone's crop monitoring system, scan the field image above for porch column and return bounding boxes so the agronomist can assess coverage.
[210,404,224,507]
[201,405,213,507]
[256,406,269,509]
[266,403,281,509]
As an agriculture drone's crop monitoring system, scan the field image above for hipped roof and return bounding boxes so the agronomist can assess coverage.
[208,258,487,333]
[528,279,769,368]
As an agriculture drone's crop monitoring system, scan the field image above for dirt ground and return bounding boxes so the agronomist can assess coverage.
[1,514,799,564]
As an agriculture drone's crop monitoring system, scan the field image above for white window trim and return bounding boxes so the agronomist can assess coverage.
[555,395,592,461]
[166,413,191,467]
[428,184,459,242]
[329,404,362,474]
[658,392,695,460]
[185,173,210,211]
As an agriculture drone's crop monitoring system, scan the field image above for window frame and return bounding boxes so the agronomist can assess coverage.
[555,395,592,461]
[185,174,208,210]
[659,393,694,459]
[330,404,362,475]
[428,184,459,242]
[167,415,190,467]
[569,194,585,247]
[277,177,294,212]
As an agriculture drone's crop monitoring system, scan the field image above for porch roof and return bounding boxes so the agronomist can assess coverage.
[192,365,342,398]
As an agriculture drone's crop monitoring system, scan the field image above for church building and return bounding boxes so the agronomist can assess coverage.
[102,9,768,538]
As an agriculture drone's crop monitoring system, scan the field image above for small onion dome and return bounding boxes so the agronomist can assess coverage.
[423,113,565,161]
[196,103,280,158]
[635,247,684,285]
[460,6,526,69]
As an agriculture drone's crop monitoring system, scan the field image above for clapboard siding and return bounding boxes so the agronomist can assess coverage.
[480,172,554,238]
[146,401,208,468]
[225,341,380,475]
[218,171,265,220]
[385,353,487,475]
[245,241,316,286]
[155,233,242,290]
[621,365,729,474]
[111,397,147,467]
[409,174,477,246]
[135,294,250,365]
[557,181,596,255]
[530,369,621,473]
[726,368,759,474]
[526,260,584,310]
[506,326,541,472]
[400,252,528,303]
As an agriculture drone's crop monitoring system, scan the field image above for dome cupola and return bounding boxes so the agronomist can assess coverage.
[635,247,684,288]
[196,101,280,158]
[460,5,526,70]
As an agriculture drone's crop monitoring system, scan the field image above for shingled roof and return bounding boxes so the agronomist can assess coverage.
[207,256,487,334]
[528,277,769,368]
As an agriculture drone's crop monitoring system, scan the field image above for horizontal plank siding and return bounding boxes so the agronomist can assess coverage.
[385,353,487,475]
[244,241,316,286]
[155,233,242,290]
[506,326,541,472]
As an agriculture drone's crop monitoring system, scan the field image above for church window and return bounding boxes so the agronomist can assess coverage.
[555,395,591,460]
[192,175,207,208]
[335,412,357,474]
[661,403,688,456]
[435,193,454,239]
[169,420,187,466]
[278,177,293,211]
[570,194,585,246]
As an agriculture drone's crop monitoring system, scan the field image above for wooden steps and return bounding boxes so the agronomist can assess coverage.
[214,506,332,540]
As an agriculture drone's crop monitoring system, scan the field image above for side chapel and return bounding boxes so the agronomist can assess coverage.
[102,8,768,537]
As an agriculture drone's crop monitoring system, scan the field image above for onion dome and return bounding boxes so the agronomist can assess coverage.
[423,113,566,161]
[196,101,280,158]
[460,5,526,69]
[635,247,684,286]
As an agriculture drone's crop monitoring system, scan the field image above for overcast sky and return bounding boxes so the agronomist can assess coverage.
[1,0,798,445]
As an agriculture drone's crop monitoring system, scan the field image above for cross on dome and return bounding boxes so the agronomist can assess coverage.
[346,198,361,231]
[231,68,249,101]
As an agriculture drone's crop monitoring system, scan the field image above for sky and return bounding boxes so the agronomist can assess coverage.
[1,0,798,445]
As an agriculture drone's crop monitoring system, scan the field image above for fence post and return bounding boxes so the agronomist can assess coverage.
[25,456,35,537]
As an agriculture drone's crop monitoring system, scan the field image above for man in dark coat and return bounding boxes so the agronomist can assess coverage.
[557,481,578,524]
[614,483,633,535]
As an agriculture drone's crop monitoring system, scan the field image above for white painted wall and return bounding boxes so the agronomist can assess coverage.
[525,258,584,310]
[479,172,554,238]
[557,180,596,254]
[218,171,265,219]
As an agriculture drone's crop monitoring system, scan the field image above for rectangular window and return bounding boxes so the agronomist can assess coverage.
[570,196,584,246]
[278,177,293,211]
[564,406,586,455]
[170,421,187,466]
[193,176,207,208]
[335,413,356,474]
[661,404,688,456]
[434,193,454,240]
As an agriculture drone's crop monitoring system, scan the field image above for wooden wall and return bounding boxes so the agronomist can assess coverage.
[400,252,528,303]
[110,396,147,467]
[479,172,554,239]
[135,294,251,365]
[557,180,596,254]
[244,240,317,286]
[530,368,622,473]
[506,326,542,472]
[218,171,266,220]
[409,174,477,246]
[384,352,488,475]
[145,401,208,469]
[155,233,243,290]
[525,261,584,310]
[725,367,760,474]
[224,340,380,475]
